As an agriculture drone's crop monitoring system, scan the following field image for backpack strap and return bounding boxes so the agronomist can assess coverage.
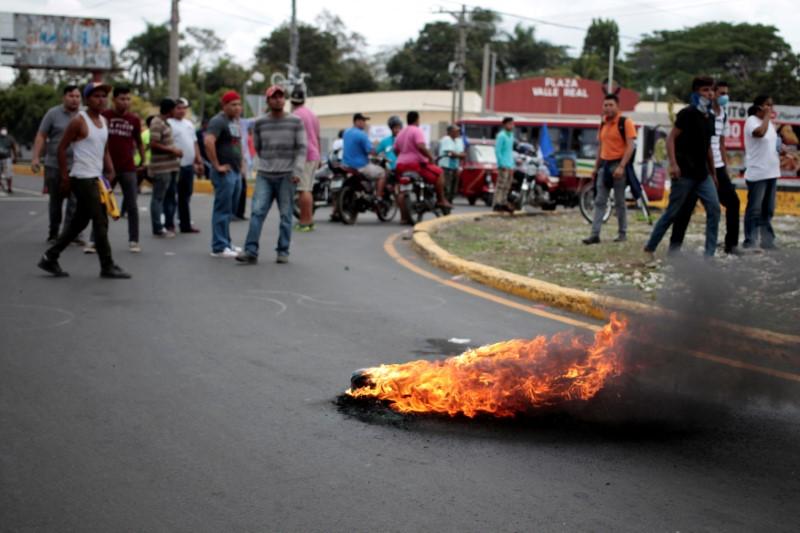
[617,116,627,142]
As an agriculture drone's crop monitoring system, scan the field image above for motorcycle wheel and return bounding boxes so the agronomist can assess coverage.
[376,195,398,222]
[482,192,494,207]
[579,183,611,224]
[337,185,359,225]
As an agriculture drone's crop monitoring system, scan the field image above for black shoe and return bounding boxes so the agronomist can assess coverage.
[235,252,257,264]
[582,236,601,245]
[492,205,506,213]
[725,246,743,256]
[38,254,69,277]
[72,238,87,247]
[613,235,627,243]
[100,264,132,279]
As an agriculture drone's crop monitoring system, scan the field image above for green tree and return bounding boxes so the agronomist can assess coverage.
[386,22,456,90]
[628,22,800,103]
[122,23,192,92]
[254,14,376,96]
[0,84,60,145]
[582,18,620,59]
[501,24,571,78]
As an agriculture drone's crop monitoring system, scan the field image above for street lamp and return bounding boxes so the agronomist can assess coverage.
[646,85,668,113]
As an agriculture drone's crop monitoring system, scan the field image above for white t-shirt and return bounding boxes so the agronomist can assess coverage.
[711,109,729,169]
[168,117,197,167]
[744,115,780,181]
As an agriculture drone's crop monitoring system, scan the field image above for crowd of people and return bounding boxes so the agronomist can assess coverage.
[29,74,787,279]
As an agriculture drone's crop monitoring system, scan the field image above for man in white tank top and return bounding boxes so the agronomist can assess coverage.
[38,82,131,279]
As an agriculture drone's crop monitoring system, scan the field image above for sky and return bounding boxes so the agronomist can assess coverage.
[1,0,798,84]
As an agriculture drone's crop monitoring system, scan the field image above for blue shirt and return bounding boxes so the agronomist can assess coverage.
[342,127,372,168]
[376,135,397,170]
[495,129,515,169]
[438,135,464,170]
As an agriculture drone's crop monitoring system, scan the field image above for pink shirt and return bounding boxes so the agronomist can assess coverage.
[292,105,321,162]
[394,125,428,165]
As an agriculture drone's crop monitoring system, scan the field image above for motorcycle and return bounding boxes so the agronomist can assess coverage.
[507,143,559,212]
[397,167,451,223]
[336,156,398,225]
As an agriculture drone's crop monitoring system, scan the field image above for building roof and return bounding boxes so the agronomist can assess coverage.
[303,90,483,117]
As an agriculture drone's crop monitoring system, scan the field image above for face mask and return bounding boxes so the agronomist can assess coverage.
[716,95,729,107]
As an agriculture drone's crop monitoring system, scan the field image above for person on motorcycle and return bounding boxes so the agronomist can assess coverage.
[376,116,402,172]
[342,113,387,200]
[394,111,451,223]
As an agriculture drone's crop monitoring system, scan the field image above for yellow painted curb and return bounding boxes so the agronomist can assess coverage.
[412,212,800,348]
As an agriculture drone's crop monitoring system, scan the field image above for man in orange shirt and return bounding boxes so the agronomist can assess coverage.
[583,94,637,244]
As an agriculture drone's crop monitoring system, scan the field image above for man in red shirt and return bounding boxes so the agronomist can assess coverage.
[394,111,450,221]
[102,86,145,252]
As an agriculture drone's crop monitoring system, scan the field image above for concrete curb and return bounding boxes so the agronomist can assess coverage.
[412,212,800,348]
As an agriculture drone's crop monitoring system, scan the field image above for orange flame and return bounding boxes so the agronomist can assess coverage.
[346,314,628,418]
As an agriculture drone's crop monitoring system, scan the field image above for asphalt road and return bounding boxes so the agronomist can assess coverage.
[1,175,798,532]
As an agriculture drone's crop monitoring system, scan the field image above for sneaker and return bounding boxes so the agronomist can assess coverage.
[294,224,314,233]
[582,236,601,245]
[38,254,69,277]
[210,247,238,258]
[276,254,289,264]
[129,242,141,253]
[235,252,258,264]
[100,264,132,279]
[180,226,201,234]
[231,245,243,253]
[83,242,96,254]
[72,238,87,247]
[724,246,742,256]
[153,230,176,238]
[613,235,627,243]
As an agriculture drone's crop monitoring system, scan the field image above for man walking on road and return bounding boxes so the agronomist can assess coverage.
[290,88,321,232]
[167,97,203,234]
[438,125,465,203]
[37,82,130,279]
[645,76,721,257]
[583,94,637,245]
[669,81,740,255]
[0,126,18,194]
[32,85,83,244]
[149,99,181,238]
[205,91,245,258]
[236,85,306,265]
[101,86,145,253]
[494,117,516,213]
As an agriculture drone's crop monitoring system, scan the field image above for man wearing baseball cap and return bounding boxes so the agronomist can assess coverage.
[236,85,306,265]
[38,81,131,279]
[204,90,245,257]
[342,112,386,198]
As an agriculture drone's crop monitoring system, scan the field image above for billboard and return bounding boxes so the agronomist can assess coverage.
[0,12,111,70]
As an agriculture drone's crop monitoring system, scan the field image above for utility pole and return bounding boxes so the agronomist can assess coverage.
[168,0,180,98]
[438,5,469,124]
[289,0,299,84]
[480,43,490,114]
[607,45,615,96]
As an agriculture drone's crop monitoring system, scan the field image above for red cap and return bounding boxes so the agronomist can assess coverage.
[265,85,285,98]
[220,90,241,105]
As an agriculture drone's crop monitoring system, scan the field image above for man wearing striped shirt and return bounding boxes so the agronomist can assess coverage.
[236,85,306,265]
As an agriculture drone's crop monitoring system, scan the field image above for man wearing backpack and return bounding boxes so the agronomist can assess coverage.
[583,94,637,244]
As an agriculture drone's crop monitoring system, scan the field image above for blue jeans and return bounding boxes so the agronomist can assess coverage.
[163,170,178,230]
[244,173,295,258]
[646,175,720,256]
[743,178,777,248]
[210,168,241,252]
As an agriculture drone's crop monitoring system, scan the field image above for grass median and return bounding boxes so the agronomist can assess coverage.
[433,209,800,335]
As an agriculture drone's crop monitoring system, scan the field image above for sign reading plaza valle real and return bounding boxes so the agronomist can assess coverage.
[531,78,590,99]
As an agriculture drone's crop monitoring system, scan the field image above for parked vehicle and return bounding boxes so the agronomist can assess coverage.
[507,143,558,211]
[459,140,497,206]
[397,168,450,223]
[336,157,398,225]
